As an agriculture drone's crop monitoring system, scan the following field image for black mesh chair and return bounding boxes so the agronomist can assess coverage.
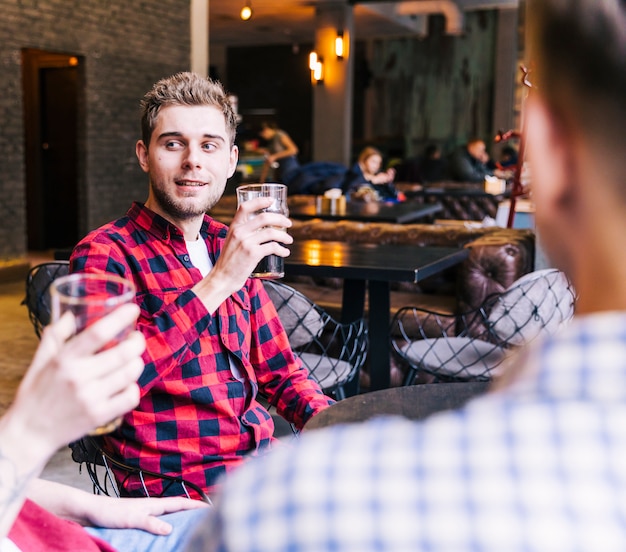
[263,280,368,400]
[390,269,576,385]
[23,261,70,338]
[23,261,210,503]
[69,437,209,501]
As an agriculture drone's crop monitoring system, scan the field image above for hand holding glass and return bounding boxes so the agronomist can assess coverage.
[236,183,289,279]
[50,273,136,435]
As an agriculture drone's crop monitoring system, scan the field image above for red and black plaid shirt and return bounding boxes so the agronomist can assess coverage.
[70,202,333,498]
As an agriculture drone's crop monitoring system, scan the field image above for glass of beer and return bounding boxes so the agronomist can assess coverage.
[236,183,289,279]
[50,272,136,435]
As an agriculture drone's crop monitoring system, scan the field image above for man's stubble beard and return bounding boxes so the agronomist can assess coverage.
[150,179,225,221]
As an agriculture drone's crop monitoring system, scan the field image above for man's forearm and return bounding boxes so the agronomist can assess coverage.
[25,478,96,526]
[0,415,51,539]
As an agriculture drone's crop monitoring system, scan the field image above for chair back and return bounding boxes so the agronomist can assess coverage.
[486,268,576,346]
[263,280,368,399]
[390,268,576,384]
[69,437,210,502]
[23,261,70,337]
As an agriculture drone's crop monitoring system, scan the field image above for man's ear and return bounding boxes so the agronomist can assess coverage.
[525,96,572,213]
[227,145,239,179]
[136,140,150,174]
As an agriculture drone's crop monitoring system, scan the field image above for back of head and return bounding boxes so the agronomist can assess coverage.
[140,72,238,147]
[528,0,626,192]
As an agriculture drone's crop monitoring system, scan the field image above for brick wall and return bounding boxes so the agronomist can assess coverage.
[0,0,190,259]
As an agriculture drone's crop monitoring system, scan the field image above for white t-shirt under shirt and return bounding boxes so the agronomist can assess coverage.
[186,237,213,278]
[185,238,247,385]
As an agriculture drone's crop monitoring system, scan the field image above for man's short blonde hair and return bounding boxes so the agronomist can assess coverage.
[140,72,238,147]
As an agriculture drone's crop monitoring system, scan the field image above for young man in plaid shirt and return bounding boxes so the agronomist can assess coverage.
[185,1,626,550]
[70,72,333,499]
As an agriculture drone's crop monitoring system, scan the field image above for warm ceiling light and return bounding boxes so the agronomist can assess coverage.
[335,31,344,59]
[312,57,324,85]
[240,2,252,21]
[309,51,318,71]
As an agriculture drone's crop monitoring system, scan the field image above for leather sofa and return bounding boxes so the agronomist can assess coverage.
[286,219,535,318]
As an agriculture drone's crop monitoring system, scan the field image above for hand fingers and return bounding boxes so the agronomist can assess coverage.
[67,354,142,430]
[120,497,209,535]
[88,351,144,396]
[69,304,141,355]
[84,331,146,381]
[255,224,293,245]
[145,517,173,535]
[236,196,275,218]
[139,496,209,514]
[100,381,141,422]
[29,311,77,374]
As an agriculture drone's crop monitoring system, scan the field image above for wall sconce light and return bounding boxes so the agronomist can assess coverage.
[312,56,324,85]
[309,51,318,71]
[240,1,252,21]
[335,30,344,59]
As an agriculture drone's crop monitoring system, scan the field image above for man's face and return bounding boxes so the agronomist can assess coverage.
[364,154,382,175]
[137,104,238,224]
[468,141,487,162]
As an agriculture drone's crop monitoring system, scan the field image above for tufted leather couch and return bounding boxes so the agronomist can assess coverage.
[285,219,535,317]
[395,182,508,221]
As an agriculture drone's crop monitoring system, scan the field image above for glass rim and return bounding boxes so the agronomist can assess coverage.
[50,272,136,305]
[236,182,287,192]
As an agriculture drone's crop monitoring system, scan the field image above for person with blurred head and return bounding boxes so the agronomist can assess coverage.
[447,137,493,183]
[496,145,519,170]
[343,146,400,201]
[183,1,626,550]
[0,306,207,551]
[257,121,300,185]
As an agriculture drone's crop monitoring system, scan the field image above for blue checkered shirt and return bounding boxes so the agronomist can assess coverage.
[184,312,626,551]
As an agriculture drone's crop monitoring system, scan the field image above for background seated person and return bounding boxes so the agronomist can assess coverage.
[257,121,301,185]
[1,305,207,551]
[257,121,347,195]
[343,146,402,201]
[447,138,494,183]
[496,145,519,170]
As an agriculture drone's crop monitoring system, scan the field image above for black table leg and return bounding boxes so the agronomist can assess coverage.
[367,280,391,391]
[340,279,366,397]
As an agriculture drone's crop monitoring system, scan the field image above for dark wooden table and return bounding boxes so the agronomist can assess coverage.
[285,240,470,393]
[304,382,490,431]
[288,200,442,224]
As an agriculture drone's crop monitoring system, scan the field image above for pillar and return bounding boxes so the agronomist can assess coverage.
[312,3,354,165]
[492,7,519,139]
[190,0,209,75]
